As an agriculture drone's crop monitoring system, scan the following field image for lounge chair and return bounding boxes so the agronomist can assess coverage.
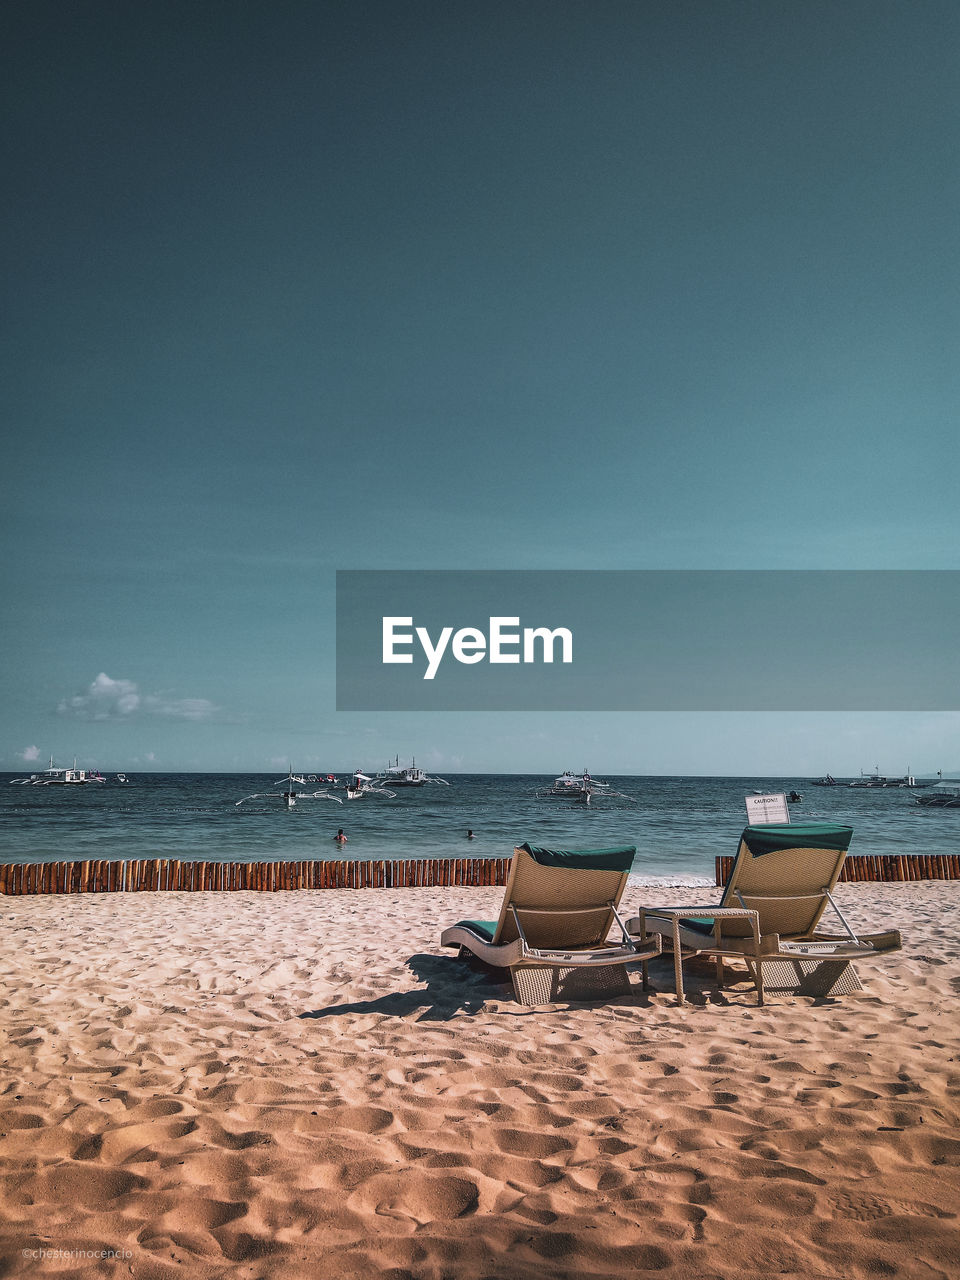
[626,823,902,1004]
[440,842,660,1004]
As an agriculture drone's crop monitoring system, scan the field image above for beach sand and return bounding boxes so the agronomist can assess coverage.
[1,881,958,1279]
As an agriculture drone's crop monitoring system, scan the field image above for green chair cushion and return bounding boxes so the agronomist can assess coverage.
[519,842,636,872]
[741,823,853,858]
[453,920,498,942]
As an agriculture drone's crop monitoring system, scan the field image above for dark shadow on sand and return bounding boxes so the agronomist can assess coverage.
[640,952,813,1006]
[298,951,510,1022]
[299,951,659,1022]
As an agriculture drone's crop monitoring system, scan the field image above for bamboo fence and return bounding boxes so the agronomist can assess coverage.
[715,852,960,886]
[0,856,513,895]
[0,853,955,895]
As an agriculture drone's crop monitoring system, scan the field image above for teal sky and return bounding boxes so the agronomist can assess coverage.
[2,1,958,774]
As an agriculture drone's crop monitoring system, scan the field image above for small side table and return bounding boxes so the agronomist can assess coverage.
[636,905,761,1004]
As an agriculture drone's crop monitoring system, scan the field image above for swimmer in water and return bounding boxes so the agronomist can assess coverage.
[466,829,475,839]
[335,828,347,843]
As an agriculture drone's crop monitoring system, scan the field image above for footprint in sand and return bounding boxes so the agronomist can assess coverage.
[31,1163,147,1206]
[492,1128,572,1158]
[125,1098,187,1120]
[192,1119,270,1150]
[178,1150,253,1185]
[333,1105,395,1134]
[525,1071,584,1093]
[163,1197,249,1231]
[831,1191,894,1221]
[1,1121,78,1161]
[99,1117,197,1162]
[752,1182,820,1217]
[910,1133,960,1166]
[213,1230,281,1263]
[739,1156,826,1185]
[0,1109,43,1130]
[348,1170,480,1225]
[526,1231,672,1271]
[597,1136,634,1156]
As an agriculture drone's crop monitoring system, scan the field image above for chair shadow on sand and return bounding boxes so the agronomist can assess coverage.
[298,952,506,1023]
[298,951,659,1023]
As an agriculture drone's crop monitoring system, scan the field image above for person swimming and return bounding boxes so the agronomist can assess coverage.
[334,828,347,843]
[466,829,475,839]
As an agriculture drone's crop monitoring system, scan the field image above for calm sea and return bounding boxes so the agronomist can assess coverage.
[1,773,956,885]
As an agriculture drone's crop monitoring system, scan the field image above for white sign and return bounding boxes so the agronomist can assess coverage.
[745,792,790,825]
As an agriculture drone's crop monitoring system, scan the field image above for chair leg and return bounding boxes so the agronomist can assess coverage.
[672,919,685,1004]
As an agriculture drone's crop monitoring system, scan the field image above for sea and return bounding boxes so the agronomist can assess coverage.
[1,772,956,885]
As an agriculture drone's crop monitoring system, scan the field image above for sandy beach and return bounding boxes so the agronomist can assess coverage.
[1,880,958,1279]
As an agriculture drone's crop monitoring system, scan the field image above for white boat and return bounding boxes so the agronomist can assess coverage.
[539,769,596,800]
[536,770,636,806]
[10,756,103,785]
[377,756,449,787]
[236,770,344,809]
[849,767,927,789]
[344,770,396,800]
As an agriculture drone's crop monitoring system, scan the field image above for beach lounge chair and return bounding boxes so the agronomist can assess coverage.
[440,843,660,1005]
[627,823,902,1004]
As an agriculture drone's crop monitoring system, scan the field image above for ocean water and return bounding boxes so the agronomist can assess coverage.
[1,773,956,885]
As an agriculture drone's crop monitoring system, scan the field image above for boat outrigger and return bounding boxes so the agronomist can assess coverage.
[536,770,637,806]
[235,770,344,809]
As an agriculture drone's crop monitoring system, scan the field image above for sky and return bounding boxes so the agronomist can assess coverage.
[1,0,958,775]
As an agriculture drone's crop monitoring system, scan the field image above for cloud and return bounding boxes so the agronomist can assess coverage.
[58,673,141,719]
[19,745,40,761]
[57,673,218,722]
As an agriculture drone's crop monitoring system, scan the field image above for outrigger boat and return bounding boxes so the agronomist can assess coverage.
[10,756,104,785]
[536,770,637,806]
[849,767,931,789]
[235,770,344,810]
[344,770,396,800]
[914,781,960,808]
[377,756,449,787]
